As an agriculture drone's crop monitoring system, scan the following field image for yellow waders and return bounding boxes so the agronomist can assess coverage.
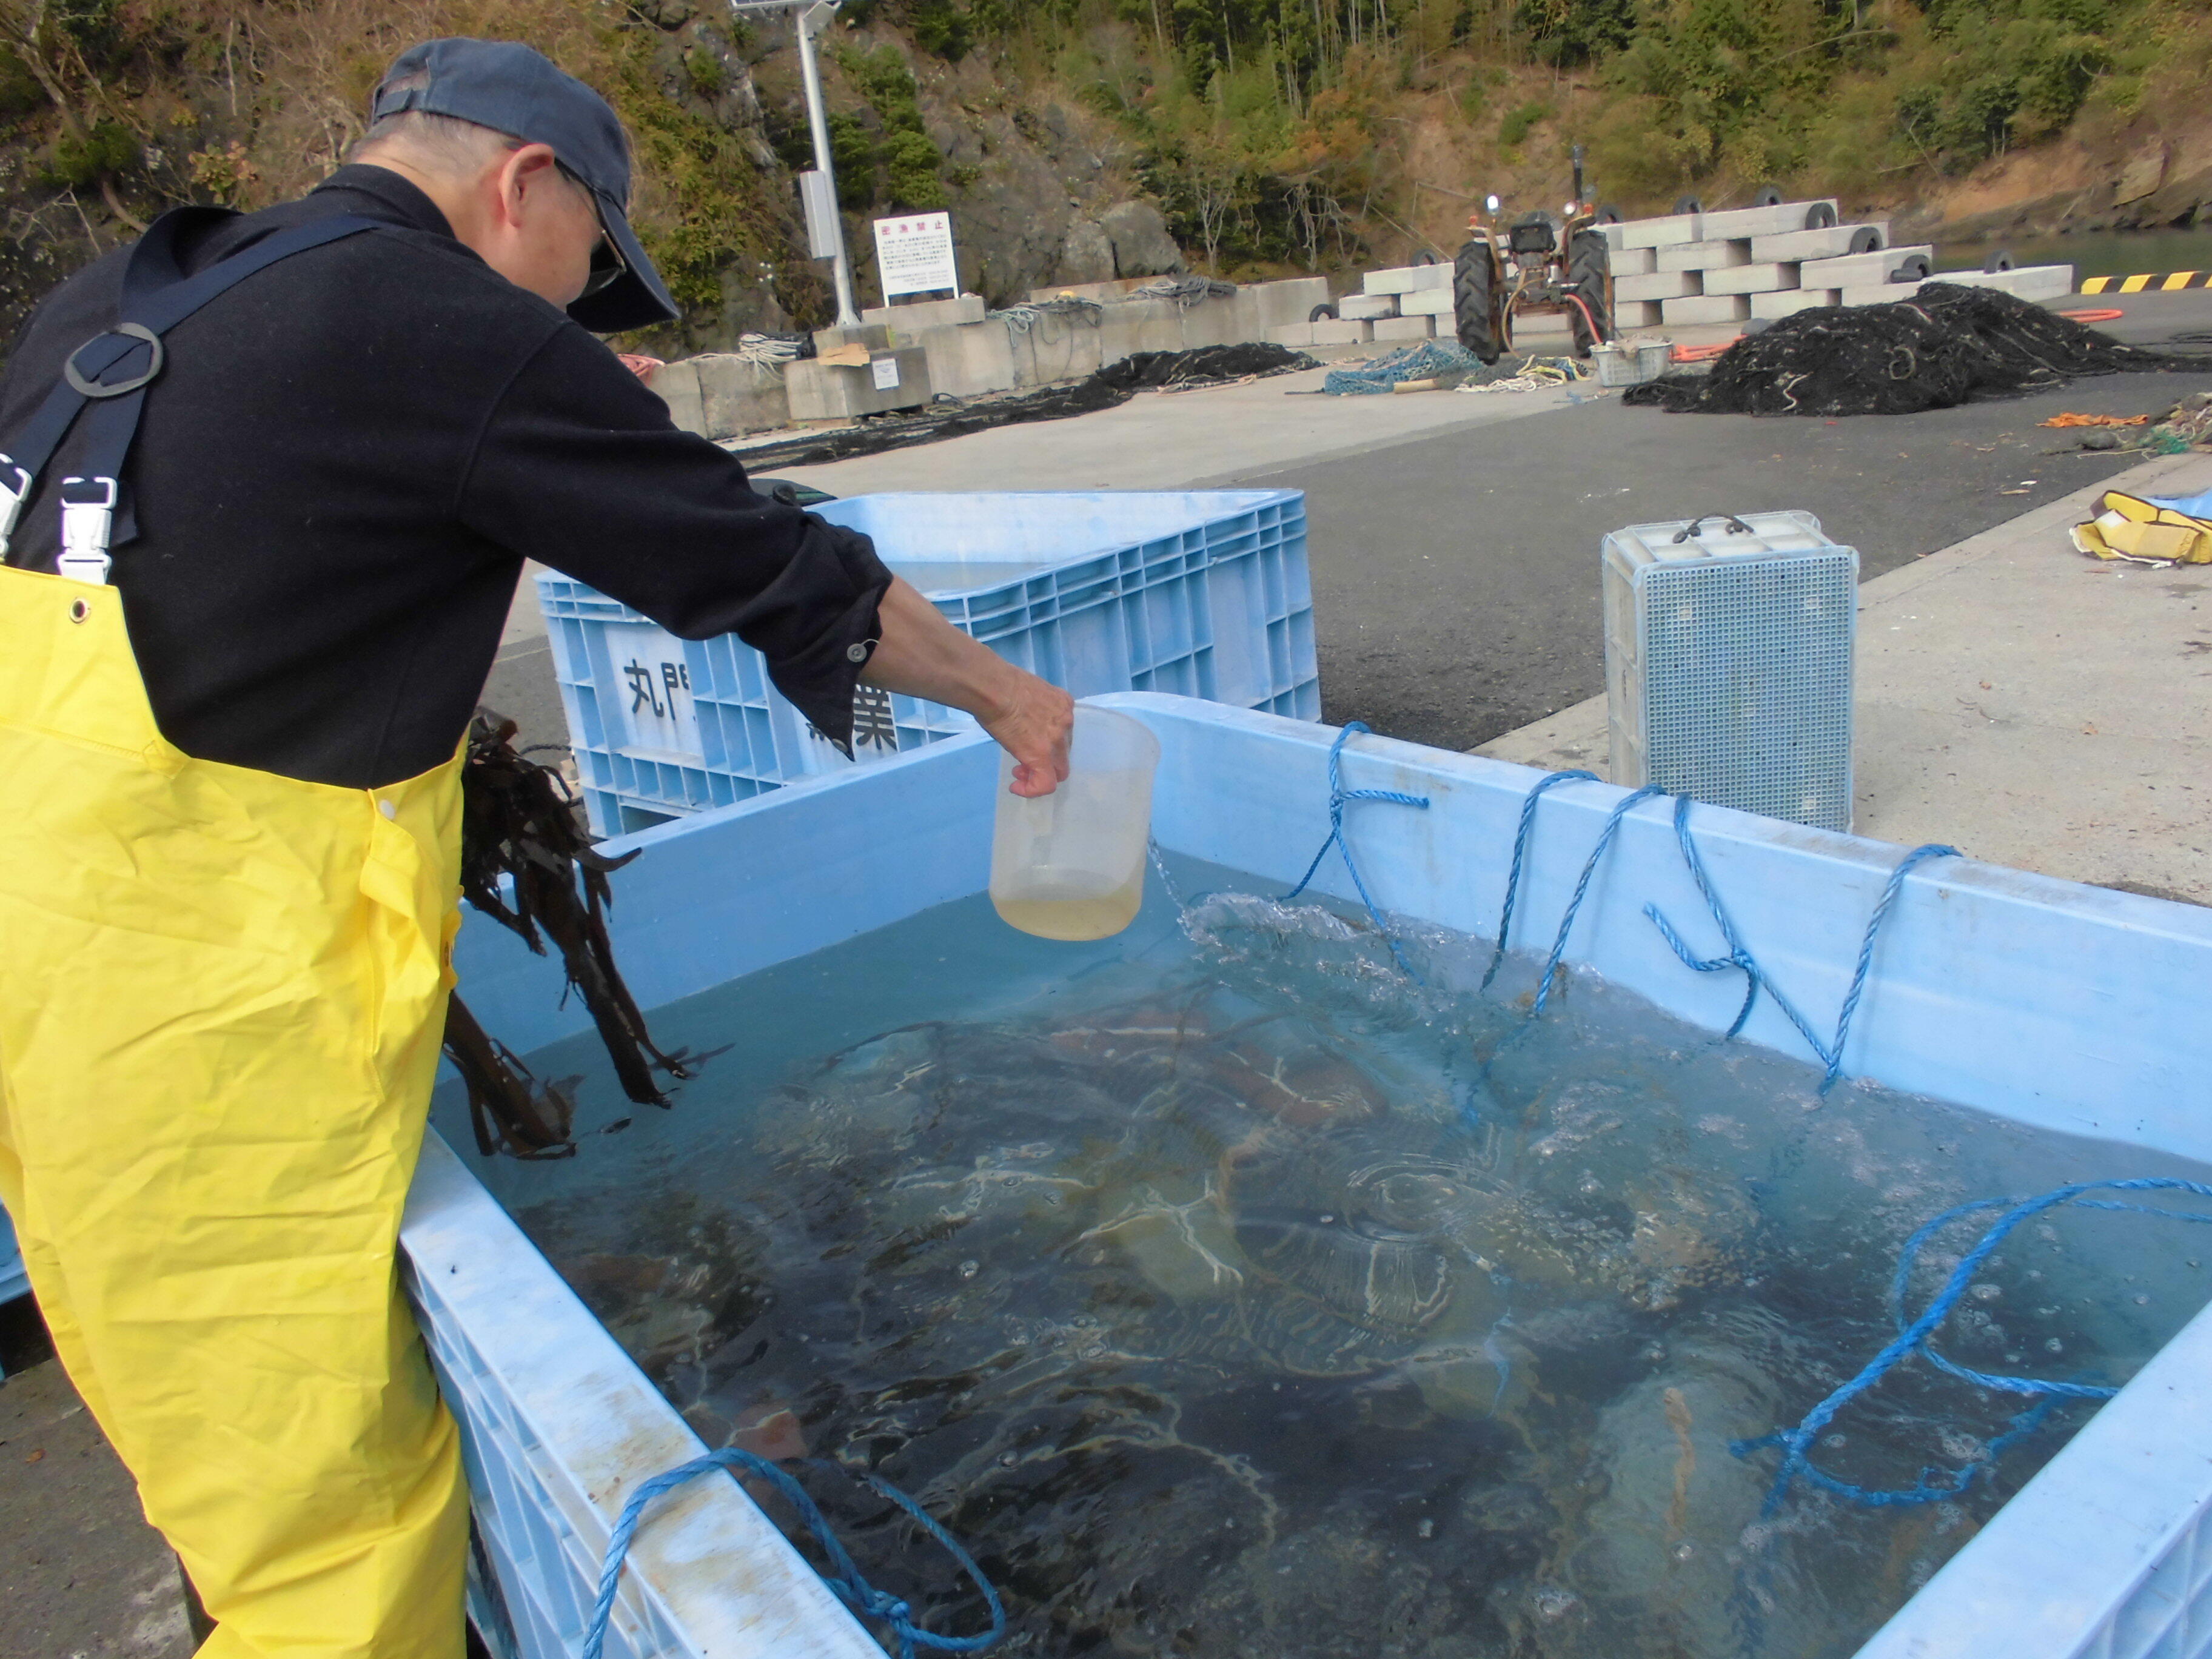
[0,563,469,1657]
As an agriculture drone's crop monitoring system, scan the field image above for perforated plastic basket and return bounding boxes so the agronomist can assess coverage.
[541,491,1320,837]
[1602,510,1857,831]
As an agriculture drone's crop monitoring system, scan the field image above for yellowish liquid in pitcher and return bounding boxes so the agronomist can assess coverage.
[991,873,1145,942]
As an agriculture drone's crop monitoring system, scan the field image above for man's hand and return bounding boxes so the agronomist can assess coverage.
[861,575,1074,794]
[979,671,1073,797]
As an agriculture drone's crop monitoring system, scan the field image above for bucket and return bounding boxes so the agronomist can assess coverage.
[988,705,1161,940]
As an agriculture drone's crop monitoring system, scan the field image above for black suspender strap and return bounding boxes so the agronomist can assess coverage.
[0,209,384,577]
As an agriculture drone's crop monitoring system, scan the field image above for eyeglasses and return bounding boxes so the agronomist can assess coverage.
[559,163,628,300]
[581,220,627,298]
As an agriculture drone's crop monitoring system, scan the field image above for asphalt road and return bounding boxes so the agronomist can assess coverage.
[1235,369,2204,752]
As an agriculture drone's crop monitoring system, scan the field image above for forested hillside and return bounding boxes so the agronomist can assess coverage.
[0,0,2205,352]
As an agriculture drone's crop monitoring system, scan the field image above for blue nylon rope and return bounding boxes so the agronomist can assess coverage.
[1526,785,1666,1016]
[1479,769,1598,991]
[580,1449,1005,1659]
[1643,796,1960,1092]
[1733,1178,2212,1512]
[1281,722,1432,982]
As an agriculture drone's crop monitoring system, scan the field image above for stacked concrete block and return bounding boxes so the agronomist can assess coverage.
[1615,300,1666,329]
[1232,277,1332,337]
[1751,288,1842,320]
[1617,270,1703,303]
[1695,200,1838,241]
[785,346,932,422]
[1705,263,1801,296]
[1372,315,1437,342]
[1840,281,1926,307]
[1399,287,1458,318]
[1513,310,1573,338]
[901,317,1018,398]
[1798,244,1934,290]
[1268,321,1317,348]
[1925,265,2075,302]
[1610,246,1658,278]
[810,323,893,355]
[862,294,987,330]
[1751,223,1889,263]
[1662,293,1753,325]
[1311,317,1373,345]
[1340,293,1399,321]
[1364,264,1453,295]
[1617,212,1703,250]
[1657,239,1754,273]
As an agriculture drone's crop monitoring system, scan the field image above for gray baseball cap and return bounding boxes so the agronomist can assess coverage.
[372,39,680,332]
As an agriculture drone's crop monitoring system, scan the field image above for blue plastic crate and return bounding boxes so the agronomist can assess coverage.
[537,491,1319,836]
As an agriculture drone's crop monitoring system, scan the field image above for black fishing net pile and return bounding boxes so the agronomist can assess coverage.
[737,343,1318,467]
[1093,340,1316,389]
[1624,283,2200,417]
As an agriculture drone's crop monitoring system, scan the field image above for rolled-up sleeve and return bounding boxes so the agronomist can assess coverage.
[457,322,893,748]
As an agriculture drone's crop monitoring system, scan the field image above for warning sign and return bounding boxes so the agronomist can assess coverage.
[873,212,959,299]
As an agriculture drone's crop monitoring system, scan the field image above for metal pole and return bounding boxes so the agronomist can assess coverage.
[794,2,860,324]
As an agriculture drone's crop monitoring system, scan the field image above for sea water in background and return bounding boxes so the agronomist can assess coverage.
[445,859,2212,1658]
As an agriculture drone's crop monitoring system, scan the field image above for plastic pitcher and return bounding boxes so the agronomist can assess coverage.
[990,706,1160,940]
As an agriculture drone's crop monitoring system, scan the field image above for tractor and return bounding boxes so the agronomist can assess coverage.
[1453,144,1616,364]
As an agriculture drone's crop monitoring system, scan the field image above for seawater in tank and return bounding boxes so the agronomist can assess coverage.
[438,854,2212,1659]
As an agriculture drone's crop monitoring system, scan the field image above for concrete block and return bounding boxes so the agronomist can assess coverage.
[1751,222,1890,262]
[1618,212,1702,250]
[902,320,1017,398]
[691,354,790,439]
[1598,222,1628,251]
[1614,299,1665,329]
[1657,239,1754,273]
[645,358,706,435]
[1268,321,1317,348]
[784,346,932,421]
[1704,262,1800,296]
[1695,200,1838,241]
[862,293,987,331]
[1232,276,1332,335]
[1370,314,1436,341]
[1661,293,1753,326]
[1610,246,1657,278]
[811,323,893,354]
[1340,292,1399,320]
[1005,304,1110,387]
[1399,287,1458,317]
[1840,281,1927,307]
[1799,244,1934,289]
[1928,265,2076,302]
[1751,287,1842,319]
[1615,269,1703,303]
[1310,318,1373,345]
[1513,310,1572,337]
[1364,264,1452,295]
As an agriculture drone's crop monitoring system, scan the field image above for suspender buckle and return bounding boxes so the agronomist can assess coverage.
[58,475,116,585]
[0,457,28,559]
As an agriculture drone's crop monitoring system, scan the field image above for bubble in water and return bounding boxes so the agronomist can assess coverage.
[960,1259,980,1279]
[1673,1541,1696,1561]
[1318,1213,1335,1225]
[1971,1283,2002,1301]
[2136,1293,2151,1305]
[1418,1518,1435,1540]
[2045,1338,2063,1353]
[1823,1433,1847,1449]
[998,1452,1017,1468]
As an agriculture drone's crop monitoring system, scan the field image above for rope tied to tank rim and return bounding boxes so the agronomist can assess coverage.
[1281,720,1432,982]
[1733,1177,2212,1512]
[1475,770,1959,1093]
[580,1447,1005,1659]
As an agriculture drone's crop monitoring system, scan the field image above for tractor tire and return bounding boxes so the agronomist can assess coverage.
[1804,201,1839,229]
[1672,194,1704,216]
[1310,302,1338,322]
[1751,183,1785,207]
[1595,204,1625,224]
[1566,229,1612,358]
[1983,249,2016,273]
[1453,241,1505,364]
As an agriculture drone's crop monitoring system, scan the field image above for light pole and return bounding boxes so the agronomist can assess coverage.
[729,0,861,326]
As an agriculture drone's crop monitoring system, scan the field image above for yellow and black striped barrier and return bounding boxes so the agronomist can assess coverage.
[2078,271,2212,295]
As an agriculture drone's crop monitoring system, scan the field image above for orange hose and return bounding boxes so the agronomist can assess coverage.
[1671,340,1737,363]
[2061,307,2124,323]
